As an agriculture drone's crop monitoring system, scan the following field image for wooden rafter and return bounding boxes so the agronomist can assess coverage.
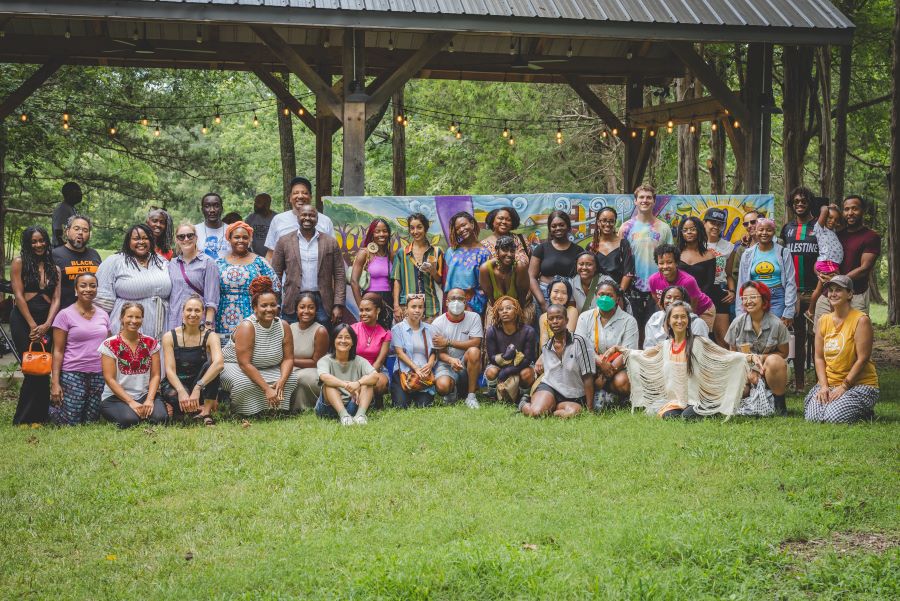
[365,32,453,119]
[628,96,724,128]
[630,134,655,191]
[250,25,343,121]
[0,58,62,121]
[253,67,316,132]
[667,41,751,127]
[564,74,625,132]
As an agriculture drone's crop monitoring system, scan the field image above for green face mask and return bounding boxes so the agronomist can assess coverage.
[596,295,616,311]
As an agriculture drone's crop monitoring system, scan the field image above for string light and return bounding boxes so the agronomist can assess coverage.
[131,26,139,41]
[396,114,404,123]
[566,42,573,58]
[502,125,509,138]
[65,24,71,39]
[388,37,394,51]
[601,129,608,138]
[689,122,696,134]
[62,121,69,131]
[154,124,161,137]
[732,119,740,129]
[283,107,290,116]
[611,127,618,137]
[556,122,563,144]
[648,128,656,137]
[253,113,259,127]
[711,121,718,132]
[141,114,149,127]
[508,134,515,146]
[196,27,203,44]
[108,123,117,135]
[630,129,637,138]
[402,117,409,127]
[449,121,457,133]
[667,119,674,128]
[448,40,455,53]
[509,40,516,56]
[298,107,305,116]
[201,122,208,135]
[19,112,28,122]
[455,127,462,140]
[666,123,673,134]
[214,107,221,124]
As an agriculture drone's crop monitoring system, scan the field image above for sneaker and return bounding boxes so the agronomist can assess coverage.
[517,398,529,412]
[353,414,368,425]
[340,415,354,426]
[465,394,480,409]
[443,390,458,405]
[485,387,497,400]
[594,390,615,411]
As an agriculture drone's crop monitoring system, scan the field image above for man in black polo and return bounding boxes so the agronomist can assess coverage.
[52,214,102,309]
[779,186,818,390]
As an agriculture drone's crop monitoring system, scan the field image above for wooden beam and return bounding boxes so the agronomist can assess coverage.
[0,59,62,121]
[342,29,366,196]
[392,89,407,195]
[722,118,747,176]
[366,32,454,118]
[623,78,644,193]
[253,68,316,132]
[564,74,625,132]
[667,42,751,127]
[630,133,655,191]
[250,25,343,120]
[315,63,335,207]
[628,96,724,127]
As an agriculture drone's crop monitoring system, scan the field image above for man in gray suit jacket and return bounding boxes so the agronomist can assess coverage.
[271,204,346,327]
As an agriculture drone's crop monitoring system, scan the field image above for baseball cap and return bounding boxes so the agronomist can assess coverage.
[825,274,854,292]
[703,208,727,223]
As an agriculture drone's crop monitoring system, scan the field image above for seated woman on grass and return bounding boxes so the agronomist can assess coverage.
[349,293,392,405]
[390,295,437,409]
[160,294,224,425]
[220,277,298,417]
[725,281,790,416]
[289,293,330,412]
[537,277,579,346]
[523,304,595,418]
[315,323,380,426]
[619,301,750,419]
[484,296,536,406]
[648,244,715,331]
[98,302,168,428]
[573,280,639,410]
[643,285,709,350]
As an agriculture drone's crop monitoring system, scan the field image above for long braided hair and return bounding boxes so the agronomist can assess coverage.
[19,226,58,291]
[118,224,163,270]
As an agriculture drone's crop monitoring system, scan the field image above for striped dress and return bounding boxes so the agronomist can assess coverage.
[220,315,299,415]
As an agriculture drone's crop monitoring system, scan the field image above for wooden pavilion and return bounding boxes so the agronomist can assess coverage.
[0,0,853,201]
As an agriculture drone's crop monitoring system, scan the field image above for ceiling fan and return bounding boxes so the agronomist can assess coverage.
[103,23,217,56]
[509,38,569,71]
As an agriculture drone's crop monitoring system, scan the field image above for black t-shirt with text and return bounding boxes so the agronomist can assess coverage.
[780,218,819,293]
[52,246,102,308]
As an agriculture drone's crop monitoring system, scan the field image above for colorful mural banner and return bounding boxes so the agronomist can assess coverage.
[323,193,775,260]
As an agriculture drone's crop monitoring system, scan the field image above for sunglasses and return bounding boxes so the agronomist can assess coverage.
[176,233,196,241]
[743,219,758,227]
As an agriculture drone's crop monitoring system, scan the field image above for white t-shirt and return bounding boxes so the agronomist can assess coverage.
[263,210,335,252]
[194,223,231,260]
[710,238,734,285]
[432,311,484,361]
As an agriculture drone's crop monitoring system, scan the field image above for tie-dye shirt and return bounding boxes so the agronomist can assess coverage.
[619,218,673,292]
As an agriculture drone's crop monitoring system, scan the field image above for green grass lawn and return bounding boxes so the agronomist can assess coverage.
[1,371,897,600]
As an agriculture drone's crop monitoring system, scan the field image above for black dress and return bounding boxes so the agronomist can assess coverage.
[596,241,635,287]
[679,258,718,305]
[11,279,56,424]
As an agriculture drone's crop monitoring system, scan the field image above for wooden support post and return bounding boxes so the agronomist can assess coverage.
[251,25,343,121]
[632,133,655,191]
[275,72,297,212]
[315,63,335,209]
[392,89,407,196]
[342,29,367,196]
[253,68,317,132]
[0,59,63,121]
[758,44,774,194]
[667,42,751,127]
[564,74,625,132]
[624,78,644,192]
[743,43,765,193]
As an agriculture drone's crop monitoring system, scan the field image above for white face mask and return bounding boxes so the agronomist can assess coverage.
[447,300,466,316]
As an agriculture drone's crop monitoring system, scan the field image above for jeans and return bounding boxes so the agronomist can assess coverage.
[99,393,168,428]
[314,394,359,419]
[390,373,434,409]
[769,285,786,318]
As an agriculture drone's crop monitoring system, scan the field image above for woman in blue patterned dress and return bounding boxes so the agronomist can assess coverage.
[443,212,491,317]
[215,221,279,345]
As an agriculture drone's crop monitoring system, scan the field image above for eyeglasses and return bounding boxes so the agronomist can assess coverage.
[176,233,196,241]
[743,219,757,227]
[598,219,615,225]
[68,225,90,233]
[741,295,762,302]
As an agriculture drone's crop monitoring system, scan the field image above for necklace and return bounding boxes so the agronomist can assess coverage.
[76,304,95,320]
[671,339,687,354]
[360,322,377,346]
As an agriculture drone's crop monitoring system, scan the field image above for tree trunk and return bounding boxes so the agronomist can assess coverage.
[889,0,900,325]
[0,122,6,279]
[677,72,700,194]
[816,47,833,202]
[709,120,726,194]
[276,72,297,211]
[832,43,852,204]
[782,45,815,221]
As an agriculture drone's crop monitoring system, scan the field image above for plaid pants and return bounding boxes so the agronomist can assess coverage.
[51,371,105,425]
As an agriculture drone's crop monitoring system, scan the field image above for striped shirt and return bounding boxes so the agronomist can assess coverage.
[391,244,445,318]
[780,219,819,293]
[223,314,285,370]
[540,332,596,399]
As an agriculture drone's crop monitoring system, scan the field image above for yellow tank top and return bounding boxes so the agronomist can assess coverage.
[819,310,878,388]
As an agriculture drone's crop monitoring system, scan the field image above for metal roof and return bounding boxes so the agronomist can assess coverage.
[1,0,854,44]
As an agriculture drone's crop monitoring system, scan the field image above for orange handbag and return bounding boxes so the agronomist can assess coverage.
[22,340,52,376]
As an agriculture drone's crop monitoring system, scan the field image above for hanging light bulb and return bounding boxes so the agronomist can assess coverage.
[711,121,718,132]
[253,113,260,127]
[323,38,330,48]
[62,108,70,122]
[601,129,608,138]
[611,127,618,137]
[283,107,290,117]
[140,114,149,127]
[666,123,673,134]
[630,129,637,138]
[689,122,696,134]
[649,128,656,137]
[65,24,71,39]
[455,128,462,140]
[196,27,203,44]
[388,37,394,51]
[402,117,408,127]
[396,114,404,123]
[201,122,208,135]
[502,126,509,138]
[62,121,70,131]
[19,112,27,122]
[214,108,221,125]
[449,121,457,133]
[298,107,305,116]
[732,119,740,129]
[556,123,563,142]
[667,119,674,128]
[509,40,516,56]
[108,123,117,136]
[132,26,139,41]
[154,124,161,137]
[508,135,515,146]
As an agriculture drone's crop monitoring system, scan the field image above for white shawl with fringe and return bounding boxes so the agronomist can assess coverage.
[624,336,750,418]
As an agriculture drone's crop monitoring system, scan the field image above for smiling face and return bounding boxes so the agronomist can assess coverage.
[756,222,775,245]
[546,306,567,335]
[842,197,863,228]
[358,299,379,326]
[548,216,569,241]
[496,244,515,267]
[704,219,722,241]
[297,296,318,326]
[30,231,48,256]
[298,205,318,234]
[680,220,698,244]
[492,209,513,235]
[120,306,144,333]
[229,227,251,255]
[74,274,97,303]
[656,253,678,281]
[742,212,759,237]
[825,283,852,307]
[371,222,390,249]
[409,218,427,242]
[454,216,475,244]
[791,194,810,218]
[147,213,167,239]
[668,305,689,336]
[596,209,616,236]
[201,195,223,222]
[576,254,597,281]
[740,287,763,314]
[334,328,354,356]
[254,292,280,322]
[182,298,204,327]
[289,183,312,211]
[635,190,655,214]
[129,228,151,258]
[175,225,197,254]
[826,207,842,229]
[662,287,684,309]
[549,282,570,306]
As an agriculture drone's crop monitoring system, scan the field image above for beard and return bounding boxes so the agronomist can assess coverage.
[67,237,86,250]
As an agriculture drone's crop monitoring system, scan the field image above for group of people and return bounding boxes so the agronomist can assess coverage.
[9,180,881,428]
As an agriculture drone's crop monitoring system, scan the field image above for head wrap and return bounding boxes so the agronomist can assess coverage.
[226,220,254,240]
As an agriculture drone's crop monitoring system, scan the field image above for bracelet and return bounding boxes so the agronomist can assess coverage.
[842,379,852,389]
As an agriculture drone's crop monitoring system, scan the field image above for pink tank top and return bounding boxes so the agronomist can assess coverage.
[366,255,391,292]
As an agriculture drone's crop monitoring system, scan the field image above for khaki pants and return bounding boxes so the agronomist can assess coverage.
[813,287,870,334]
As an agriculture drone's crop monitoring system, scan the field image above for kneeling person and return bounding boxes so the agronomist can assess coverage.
[432,288,484,408]
[523,304,595,418]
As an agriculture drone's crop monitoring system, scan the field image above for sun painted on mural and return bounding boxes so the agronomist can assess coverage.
[323,193,775,262]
